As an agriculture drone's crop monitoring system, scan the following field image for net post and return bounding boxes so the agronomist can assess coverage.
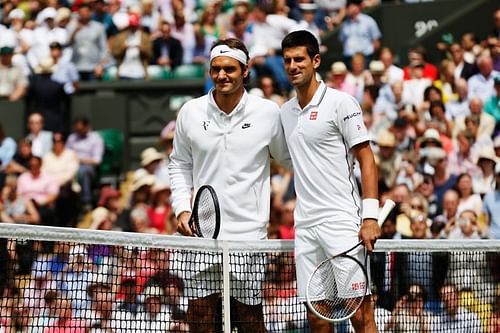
[222,240,231,332]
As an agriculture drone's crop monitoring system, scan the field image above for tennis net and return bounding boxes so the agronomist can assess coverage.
[0,223,498,332]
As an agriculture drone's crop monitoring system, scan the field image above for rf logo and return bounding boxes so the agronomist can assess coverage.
[202,121,210,130]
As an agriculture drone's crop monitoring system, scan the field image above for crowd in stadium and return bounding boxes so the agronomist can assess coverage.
[1,0,500,331]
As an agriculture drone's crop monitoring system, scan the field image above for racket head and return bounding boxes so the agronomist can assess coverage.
[305,252,369,322]
[191,185,221,239]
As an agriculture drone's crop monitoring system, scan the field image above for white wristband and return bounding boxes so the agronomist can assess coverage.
[362,198,379,220]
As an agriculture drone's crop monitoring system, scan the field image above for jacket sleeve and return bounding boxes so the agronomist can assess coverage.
[168,106,194,216]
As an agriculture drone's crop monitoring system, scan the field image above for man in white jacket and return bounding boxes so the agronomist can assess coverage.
[169,37,292,333]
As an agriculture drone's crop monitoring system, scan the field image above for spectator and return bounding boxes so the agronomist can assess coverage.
[434,283,482,333]
[26,112,53,158]
[403,46,439,81]
[258,75,285,107]
[473,147,498,195]
[136,285,170,331]
[152,20,183,70]
[445,78,470,121]
[402,61,432,109]
[375,130,402,189]
[467,54,499,103]
[278,199,295,240]
[0,42,28,101]
[66,117,104,210]
[434,59,457,104]
[455,172,483,216]
[6,138,32,176]
[448,42,478,81]
[147,182,173,234]
[379,46,404,84]
[0,122,17,185]
[115,270,139,317]
[130,205,158,234]
[49,41,80,95]
[141,0,161,34]
[338,0,381,67]
[437,189,460,226]
[116,172,154,232]
[28,7,69,71]
[484,75,500,124]
[482,162,500,239]
[170,10,197,65]
[296,3,322,43]
[1,174,40,225]
[68,4,107,81]
[443,209,485,239]
[416,173,440,218]
[346,52,373,103]
[43,297,86,333]
[26,57,68,133]
[373,80,404,121]
[17,155,59,226]
[453,97,496,140]
[385,284,433,333]
[326,61,357,97]
[42,132,80,227]
[111,14,153,80]
[448,130,481,177]
[136,147,164,178]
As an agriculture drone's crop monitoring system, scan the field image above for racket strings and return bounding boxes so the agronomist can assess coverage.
[196,190,217,237]
[308,256,366,320]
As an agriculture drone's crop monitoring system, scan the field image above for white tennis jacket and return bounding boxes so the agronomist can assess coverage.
[168,89,292,240]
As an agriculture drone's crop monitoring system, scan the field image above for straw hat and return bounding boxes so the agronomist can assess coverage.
[90,207,110,229]
[377,130,396,148]
[151,181,170,194]
[55,7,71,23]
[131,173,156,192]
[477,147,498,165]
[418,128,442,147]
[34,57,57,74]
[369,60,385,74]
[331,61,348,75]
[140,147,164,167]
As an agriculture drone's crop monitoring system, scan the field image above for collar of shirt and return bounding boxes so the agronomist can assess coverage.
[208,88,248,117]
[292,80,327,113]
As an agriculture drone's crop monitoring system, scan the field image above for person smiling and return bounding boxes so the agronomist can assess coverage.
[168,37,291,332]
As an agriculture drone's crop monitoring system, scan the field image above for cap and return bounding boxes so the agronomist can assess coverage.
[0,46,14,55]
[331,61,348,75]
[140,147,164,166]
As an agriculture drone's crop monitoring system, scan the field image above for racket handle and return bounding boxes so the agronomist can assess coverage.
[377,199,396,227]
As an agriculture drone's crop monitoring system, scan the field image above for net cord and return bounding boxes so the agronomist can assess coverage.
[0,223,500,252]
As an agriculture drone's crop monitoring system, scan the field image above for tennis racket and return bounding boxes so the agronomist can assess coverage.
[188,185,221,239]
[305,199,396,322]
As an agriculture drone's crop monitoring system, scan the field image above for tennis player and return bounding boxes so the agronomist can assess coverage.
[280,30,380,332]
[168,38,292,332]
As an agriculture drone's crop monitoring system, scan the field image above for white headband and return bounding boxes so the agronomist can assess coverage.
[210,45,248,65]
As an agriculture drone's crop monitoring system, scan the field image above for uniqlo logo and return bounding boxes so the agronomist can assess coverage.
[310,111,318,120]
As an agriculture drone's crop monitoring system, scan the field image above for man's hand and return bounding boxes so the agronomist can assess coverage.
[358,218,381,254]
[177,211,193,236]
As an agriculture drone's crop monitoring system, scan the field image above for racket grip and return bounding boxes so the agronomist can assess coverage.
[377,199,396,227]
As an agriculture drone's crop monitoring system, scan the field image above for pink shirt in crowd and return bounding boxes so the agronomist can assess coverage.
[17,171,60,205]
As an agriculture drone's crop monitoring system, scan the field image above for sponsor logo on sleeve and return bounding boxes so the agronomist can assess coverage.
[343,111,361,122]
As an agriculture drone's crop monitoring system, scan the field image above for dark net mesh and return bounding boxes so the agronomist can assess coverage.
[0,229,499,332]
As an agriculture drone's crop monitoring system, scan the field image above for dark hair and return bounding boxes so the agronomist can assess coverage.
[73,116,90,127]
[423,85,443,102]
[281,30,319,60]
[210,38,250,84]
